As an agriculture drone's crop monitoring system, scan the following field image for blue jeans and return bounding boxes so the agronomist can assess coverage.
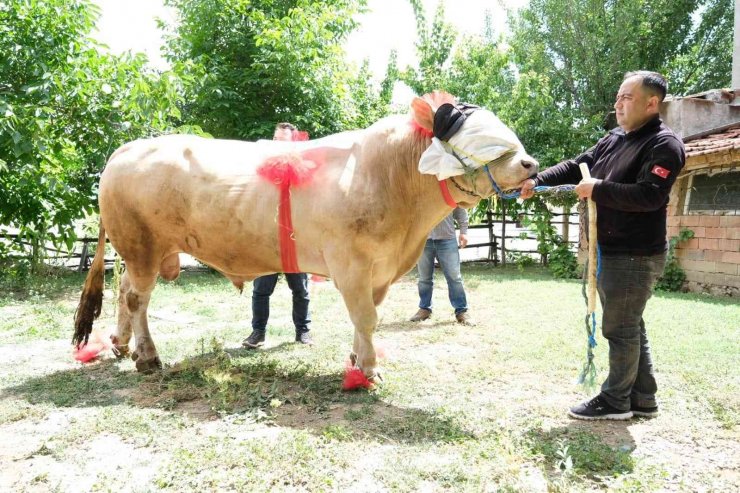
[252,273,310,333]
[417,239,468,314]
[597,252,666,411]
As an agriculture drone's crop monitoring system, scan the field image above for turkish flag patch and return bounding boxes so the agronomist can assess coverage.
[651,165,670,179]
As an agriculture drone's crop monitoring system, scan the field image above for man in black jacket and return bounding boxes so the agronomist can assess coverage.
[519,71,685,420]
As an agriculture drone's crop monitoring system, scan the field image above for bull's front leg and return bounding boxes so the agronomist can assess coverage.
[333,268,381,383]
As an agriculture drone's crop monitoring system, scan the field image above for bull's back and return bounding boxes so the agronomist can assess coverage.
[99,136,279,272]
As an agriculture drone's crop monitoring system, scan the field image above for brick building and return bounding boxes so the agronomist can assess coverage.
[666,123,740,296]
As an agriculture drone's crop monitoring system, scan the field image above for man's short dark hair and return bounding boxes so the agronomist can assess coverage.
[275,122,297,131]
[624,71,667,102]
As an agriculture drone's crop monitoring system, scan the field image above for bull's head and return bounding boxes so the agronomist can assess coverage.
[411,91,538,204]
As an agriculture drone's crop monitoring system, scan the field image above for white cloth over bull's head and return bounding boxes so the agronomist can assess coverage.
[418,109,524,180]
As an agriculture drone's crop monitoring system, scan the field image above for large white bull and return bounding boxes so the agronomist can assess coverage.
[74,91,538,381]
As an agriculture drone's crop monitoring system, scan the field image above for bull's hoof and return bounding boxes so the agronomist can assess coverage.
[349,352,358,366]
[365,371,383,389]
[131,350,139,362]
[110,336,130,358]
[114,345,130,359]
[135,356,162,374]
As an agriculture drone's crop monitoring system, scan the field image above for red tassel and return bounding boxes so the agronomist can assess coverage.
[257,145,327,273]
[342,362,372,391]
[72,329,113,363]
[292,130,309,141]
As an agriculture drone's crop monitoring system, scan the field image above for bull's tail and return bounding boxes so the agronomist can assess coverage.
[73,222,107,347]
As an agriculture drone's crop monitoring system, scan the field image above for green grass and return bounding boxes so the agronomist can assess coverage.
[0,265,738,491]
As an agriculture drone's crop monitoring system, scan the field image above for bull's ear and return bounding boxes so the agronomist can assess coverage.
[424,90,456,109]
[411,97,434,131]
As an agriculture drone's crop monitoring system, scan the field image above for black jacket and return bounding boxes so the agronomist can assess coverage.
[534,116,685,255]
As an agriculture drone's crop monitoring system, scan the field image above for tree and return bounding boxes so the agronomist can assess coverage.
[162,0,368,140]
[508,0,731,122]
[0,0,182,268]
[667,0,733,94]
[402,0,457,95]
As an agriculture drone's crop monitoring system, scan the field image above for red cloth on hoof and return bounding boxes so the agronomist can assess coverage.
[257,144,324,273]
[72,329,113,363]
[341,343,388,390]
[342,360,372,391]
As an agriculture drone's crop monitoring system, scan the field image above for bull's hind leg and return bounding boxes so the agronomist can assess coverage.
[124,263,161,373]
[111,271,133,357]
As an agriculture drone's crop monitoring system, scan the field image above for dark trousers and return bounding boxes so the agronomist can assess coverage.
[597,252,666,411]
[251,273,310,333]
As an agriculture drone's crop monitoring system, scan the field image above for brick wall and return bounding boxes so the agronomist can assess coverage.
[667,197,740,296]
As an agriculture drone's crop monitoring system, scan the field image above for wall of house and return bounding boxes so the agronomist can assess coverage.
[667,180,740,297]
[661,97,740,140]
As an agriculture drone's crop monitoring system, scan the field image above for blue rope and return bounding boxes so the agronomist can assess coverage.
[482,164,577,199]
[502,184,577,199]
[587,244,601,349]
[578,243,601,387]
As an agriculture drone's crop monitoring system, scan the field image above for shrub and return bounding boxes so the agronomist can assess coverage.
[655,228,695,292]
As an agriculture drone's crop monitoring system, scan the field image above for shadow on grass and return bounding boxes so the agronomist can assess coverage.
[4,346,476,446]
[376,319,458,333]
[524,420,636,481]
[653,289,740,306]
[1,359,142,408]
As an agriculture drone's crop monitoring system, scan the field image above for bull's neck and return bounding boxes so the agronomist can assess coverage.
[401,136,480,241]
[363,124,482,255]
[412,176,478,232]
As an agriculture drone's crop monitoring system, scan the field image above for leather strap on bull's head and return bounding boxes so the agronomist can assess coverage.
[433,103,479,142]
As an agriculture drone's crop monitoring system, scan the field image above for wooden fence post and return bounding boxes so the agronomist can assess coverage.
[500,200,507,266]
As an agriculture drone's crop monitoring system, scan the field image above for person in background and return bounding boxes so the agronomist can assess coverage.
[409,206,472,325]
[243,122,312,348]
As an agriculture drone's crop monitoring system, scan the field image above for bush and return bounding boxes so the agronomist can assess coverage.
[548,241,579,279]
[655,228,695,292]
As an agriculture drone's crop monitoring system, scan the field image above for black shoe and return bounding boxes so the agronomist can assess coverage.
[295,331,313,345]
[631,403,659,418]
[242,330,266,349]
[569,395,633,421]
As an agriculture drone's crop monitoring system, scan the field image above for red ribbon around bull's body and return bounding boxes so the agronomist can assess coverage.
[256,136,323,273]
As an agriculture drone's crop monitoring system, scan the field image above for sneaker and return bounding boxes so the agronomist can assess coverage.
[455,311,474,325]
[631,403,659,418]
[295,331,313,345]
[242,329,266,349]
[568,395,633,421]
[409,308,432,322]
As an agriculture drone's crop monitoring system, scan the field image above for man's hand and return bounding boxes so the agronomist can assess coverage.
[458,233,468,248]
[575,178,601,200]
[518,178,536,199]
